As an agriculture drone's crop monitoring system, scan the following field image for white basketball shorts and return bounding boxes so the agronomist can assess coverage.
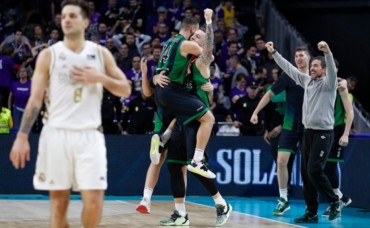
[33,125,107,191]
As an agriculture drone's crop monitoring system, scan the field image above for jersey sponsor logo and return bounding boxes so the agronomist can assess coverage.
[87,54,96,60]
[59,52,66,60]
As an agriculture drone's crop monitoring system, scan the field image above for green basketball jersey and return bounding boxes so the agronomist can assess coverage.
[156,34,189,85]
[183,60,210,107]
[334,93,346,126]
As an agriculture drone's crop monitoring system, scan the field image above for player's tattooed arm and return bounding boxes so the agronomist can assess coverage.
[200,9,214,66]
[200,23,214,66]
[19,106,41,134]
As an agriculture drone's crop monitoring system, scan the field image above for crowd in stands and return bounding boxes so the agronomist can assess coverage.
[0,0,293,136]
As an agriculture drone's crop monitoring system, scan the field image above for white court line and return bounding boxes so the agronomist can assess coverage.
[186,201,306,228]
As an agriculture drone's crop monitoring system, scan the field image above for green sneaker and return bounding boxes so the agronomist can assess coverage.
[272,197,290,216]
[160,210,190,226]
[294,211,319,223]
[215,203,232,226]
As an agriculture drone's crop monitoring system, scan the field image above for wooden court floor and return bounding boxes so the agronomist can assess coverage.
[0,199,301,228]
[1,196,368,227]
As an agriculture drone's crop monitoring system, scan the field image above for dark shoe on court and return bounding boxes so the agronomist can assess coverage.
[272,197,290,216]
[187,160,216,179]
[322,206,330,218]
[324,196,351,217]
[215,203,232,226]
[294,211,318,223]
[136,197,151,214]
[341,195,352,207]
[160,210,190,226]
[329,201,342,221]
[150,134,161,165]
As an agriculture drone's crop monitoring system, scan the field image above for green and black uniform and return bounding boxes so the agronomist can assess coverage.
[271,73,304,154]
[324,93,347,191]
[154,34,209,126]
[167,59,219,198]
[264,84,285,162]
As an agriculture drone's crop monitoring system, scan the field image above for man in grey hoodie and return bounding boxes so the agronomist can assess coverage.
[265,41,342,223]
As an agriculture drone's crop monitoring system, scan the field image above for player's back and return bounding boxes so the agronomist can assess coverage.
[156,34,189,85]
[45,41,105,130]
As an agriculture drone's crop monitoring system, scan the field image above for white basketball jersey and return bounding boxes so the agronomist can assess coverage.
[45,41,105,130]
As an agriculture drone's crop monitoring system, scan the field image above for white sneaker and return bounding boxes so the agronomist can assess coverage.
[160,210,190,226]
[136,198,151,214]
[150,134,161,165]
[215,203,232,226]
[187,160,216,179]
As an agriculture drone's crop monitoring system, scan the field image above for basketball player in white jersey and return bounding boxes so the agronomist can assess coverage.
[9,0,131,227]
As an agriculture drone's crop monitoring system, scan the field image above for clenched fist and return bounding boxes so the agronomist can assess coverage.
[204,8,213,24]
[317,41,330,53]
[265,41,275,53]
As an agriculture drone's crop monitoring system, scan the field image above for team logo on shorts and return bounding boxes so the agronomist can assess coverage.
[38,173,46,182]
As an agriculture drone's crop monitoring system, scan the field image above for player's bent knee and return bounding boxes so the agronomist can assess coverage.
[199,111,215,124]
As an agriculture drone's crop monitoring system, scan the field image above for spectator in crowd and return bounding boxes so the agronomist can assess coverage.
[209,62,223,97]
[216,112,240,136]
[0,44,18,102]
[96,22,109,46]
[100,0,120,27]
[114,43,132,71]
[126,92,156,134]
[48,13,63,40]
[213,30,228,71]
[47,29,59,46]
[226,28,244,55]
[87,1,101,38]
[140,42,152,60]
[229,55,249,89]
[9,29,33,65]
[241,44,258,75]
[101,89,123,134]
[105,37,118,55]
[229,73,247,104]
[0,94,13,133]
[146,45,161,78]
[233,81,262,136]
[217,0,236,28]
[125,55,142,98]
[174,7,193,31]
[8,66,31,132]
[126,0,145,33]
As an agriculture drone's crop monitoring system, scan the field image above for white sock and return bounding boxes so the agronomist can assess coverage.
[143,187,153,201]
[193,148,204,162]
[214,196,226,206]
[279,189,288,201]
[161,129,173,144]
[333,188,343,199]
[175,203,186,217]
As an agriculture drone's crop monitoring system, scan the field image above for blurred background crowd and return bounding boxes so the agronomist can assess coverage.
[0,0,367,135]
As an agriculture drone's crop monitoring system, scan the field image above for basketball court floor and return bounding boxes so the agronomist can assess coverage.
[0,195,368,227]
